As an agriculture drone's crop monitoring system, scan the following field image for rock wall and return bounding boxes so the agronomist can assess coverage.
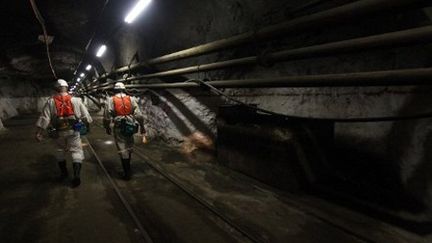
[98,0,432,213]
[0,78,49,126]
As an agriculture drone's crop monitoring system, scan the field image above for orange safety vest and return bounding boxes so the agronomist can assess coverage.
[53,95,75,117]
[113,95,132,116]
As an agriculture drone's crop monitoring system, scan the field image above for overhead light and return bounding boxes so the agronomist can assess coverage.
[80,73,85,78]
[85,64,92,71]
[96,45,107,57]
[124,0,152,24]
[77,78,81,82]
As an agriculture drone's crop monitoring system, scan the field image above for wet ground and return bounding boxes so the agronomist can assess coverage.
[0,116,428,243]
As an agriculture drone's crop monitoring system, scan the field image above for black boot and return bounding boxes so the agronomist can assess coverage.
[121,159,131,181]
[58,161,68,181]
[71,162,82,187]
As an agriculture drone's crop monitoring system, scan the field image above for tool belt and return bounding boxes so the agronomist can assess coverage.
[53,117,76,131]
[51,117,88,136]
[115,116,139,137]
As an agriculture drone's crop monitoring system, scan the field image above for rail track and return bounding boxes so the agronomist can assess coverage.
[84,127,264,243]
[85,122,379,243]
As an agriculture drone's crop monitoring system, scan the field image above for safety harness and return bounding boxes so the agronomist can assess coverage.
[113,95,132,116]
[54,95,74,117]
[113,95,138,137]
[50,95,87,135]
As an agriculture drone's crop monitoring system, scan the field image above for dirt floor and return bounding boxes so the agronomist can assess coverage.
[0,116,428,243]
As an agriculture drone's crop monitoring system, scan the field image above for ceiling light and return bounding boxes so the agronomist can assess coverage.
[96,45,107,57]
[77,78,81,82]
[124,0,152,24]
[80,73,85,78]
[85,64,92,71]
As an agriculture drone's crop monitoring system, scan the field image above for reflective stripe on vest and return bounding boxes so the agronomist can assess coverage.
[113,96,132,116]
[53,95,75,117]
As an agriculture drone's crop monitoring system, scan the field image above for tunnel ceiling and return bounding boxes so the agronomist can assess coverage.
[1,0,342,85]
[0,0,108,82]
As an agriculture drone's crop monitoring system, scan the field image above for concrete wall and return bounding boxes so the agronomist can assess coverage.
[98,0,432,214]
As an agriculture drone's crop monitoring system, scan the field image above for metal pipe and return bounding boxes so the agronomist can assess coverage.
[85,68,432,92]
[268,25,432,61]
[83,94,102,109]
[88,26,432,90]
[107,0,427,76]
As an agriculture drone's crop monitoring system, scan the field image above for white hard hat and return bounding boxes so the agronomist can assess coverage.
[114,82,126,90]
[55,79,69,87]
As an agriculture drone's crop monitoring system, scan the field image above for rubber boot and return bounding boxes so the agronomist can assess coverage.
[58,161,68,181]
[71,162,82,187]
[121,159,131,181]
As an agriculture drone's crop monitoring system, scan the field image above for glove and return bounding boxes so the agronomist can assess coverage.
[142,135,148,144]
[105,127,112,135]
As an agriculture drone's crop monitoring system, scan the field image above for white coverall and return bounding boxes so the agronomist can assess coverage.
[36,96,93,163]
[103,93,144,159]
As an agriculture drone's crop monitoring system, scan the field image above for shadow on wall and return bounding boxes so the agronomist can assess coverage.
[388,86,432,215]
[157,75,226,113]
[138,75,227,147]
[161,90,215,138]
[323,86,432,232]
[155,91,193,136]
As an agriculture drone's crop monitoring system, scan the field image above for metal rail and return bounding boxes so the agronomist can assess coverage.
[86,123,416,242]
[132,141,373,243]
[132,146,265,243]
[84,137,154,243]
[86,122,264,243]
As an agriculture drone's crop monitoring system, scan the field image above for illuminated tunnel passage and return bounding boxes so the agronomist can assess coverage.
[1,0,432,242]
[0,116,422,243]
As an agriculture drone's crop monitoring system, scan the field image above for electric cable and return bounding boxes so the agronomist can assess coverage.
[186,79,432,123]
[29,0,57,79]
[73,0,111,75]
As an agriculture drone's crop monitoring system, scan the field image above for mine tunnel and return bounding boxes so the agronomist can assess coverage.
[1,0,432,242]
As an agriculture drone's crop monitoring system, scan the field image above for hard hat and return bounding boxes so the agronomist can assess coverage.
[114,82,126,90]
[55,79,69,87]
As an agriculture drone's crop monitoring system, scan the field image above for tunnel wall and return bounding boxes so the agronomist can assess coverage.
[98,0,432,213]
[0,78,49,126]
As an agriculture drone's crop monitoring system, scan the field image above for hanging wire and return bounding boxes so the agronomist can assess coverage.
[185,79,432,123]
[74,0,111,75]
[29,0,57,79]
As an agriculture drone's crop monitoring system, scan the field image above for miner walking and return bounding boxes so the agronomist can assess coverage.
[35,79,93,187]
[103,82,146,180]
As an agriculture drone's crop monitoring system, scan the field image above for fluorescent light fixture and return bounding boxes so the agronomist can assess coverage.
[96,44,107,57]
[124,0,152,24]
[85,64,92,71]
